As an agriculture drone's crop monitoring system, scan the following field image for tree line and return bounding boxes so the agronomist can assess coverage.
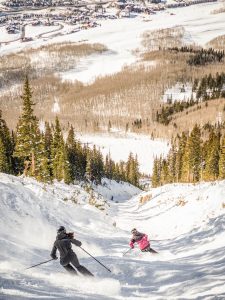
[193,72,225,100]
[0,77,140,187]
[152,124,225,187]
[169,46,224,66]
[156,72,225,125]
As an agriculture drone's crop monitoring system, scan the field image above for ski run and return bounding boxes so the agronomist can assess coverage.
[0,172,225,299]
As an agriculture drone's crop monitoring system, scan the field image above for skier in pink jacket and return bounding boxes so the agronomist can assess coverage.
[129,228,158,253]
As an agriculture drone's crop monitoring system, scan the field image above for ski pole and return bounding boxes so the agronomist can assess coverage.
[25,258,54,270]
[123,248,132,256]
[79,246,111,273]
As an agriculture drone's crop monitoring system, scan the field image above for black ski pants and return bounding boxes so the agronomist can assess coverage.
[141,246,158,254]
[63,253,93,276]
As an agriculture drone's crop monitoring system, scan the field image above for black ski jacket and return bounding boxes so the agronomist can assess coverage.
[51,232,81,265]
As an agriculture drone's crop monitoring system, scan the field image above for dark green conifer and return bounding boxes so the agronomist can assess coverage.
[13,76,41,176]
[219,135,225,179]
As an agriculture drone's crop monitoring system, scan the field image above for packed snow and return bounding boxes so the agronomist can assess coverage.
[0,173,224,299]
[162,82,196,103]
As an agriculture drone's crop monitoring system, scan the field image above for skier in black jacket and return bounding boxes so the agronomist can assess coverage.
[51,226,93,276]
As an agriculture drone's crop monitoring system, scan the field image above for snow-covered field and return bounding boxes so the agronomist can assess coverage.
[0,173,224,299]
[1,2,225,84]
[78,132,170,175]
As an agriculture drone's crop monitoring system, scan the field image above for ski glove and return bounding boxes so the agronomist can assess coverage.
[129,241,134,249]
[71,239,82,247]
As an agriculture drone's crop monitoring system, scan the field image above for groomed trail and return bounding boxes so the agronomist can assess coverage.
[0,173,225,299]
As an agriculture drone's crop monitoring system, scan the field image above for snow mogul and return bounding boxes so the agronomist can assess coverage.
[129,228,158,253]
[51,226,93,276]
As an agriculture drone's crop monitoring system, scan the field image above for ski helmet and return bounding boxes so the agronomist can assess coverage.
[131,228,137,234]
[57,226,66,233]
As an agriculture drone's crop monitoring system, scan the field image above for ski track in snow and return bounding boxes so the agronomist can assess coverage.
[0,173,225,299]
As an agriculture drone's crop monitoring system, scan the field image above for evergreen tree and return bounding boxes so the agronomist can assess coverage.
[85,149,93,182]
[161,158,169,185]
[0,138,9,173]
[152,158,160,187]
[219,135,225,179]
[118,161,126,182]
[44,122,53,178]
[13,77,41,176]
[204,130,220,180]
[36,134,51,183]
[51,116,71,182]
[126,152,139,185]
[93,147,104,184]
[167,141,176,183]
[66,125,77,181]
[181,140,190,182]
[44,122,53,160]
[188,124,201,182]
[175,133,187,182]
[0,111,13,173]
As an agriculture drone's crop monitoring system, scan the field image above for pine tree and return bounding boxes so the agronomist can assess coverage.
[126,153,140,186]
[51,116,71,182]
[94,147,104,184]
[161,158,169,185]
[152,158,160,187]
[219,135,225,179]
[0,111,13,173]
[118,161,126,182]
[44,122,53,160]
[167,141,176,183]
[181,140,190,182]
[66,125,77,181]
[13,76,41,176]
[85,149,93,182]
[126,152,137,184]
[204,130,220,181]
[188,124,201,182]
[0,138,9,173]
[36,134,51,183]
[44,122,53,178]
[175,133,187,182]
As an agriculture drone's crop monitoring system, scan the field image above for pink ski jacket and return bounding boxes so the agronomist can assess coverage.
[129,231,150,250]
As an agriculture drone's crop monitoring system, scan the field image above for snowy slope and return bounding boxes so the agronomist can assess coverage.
[0,173,225,299]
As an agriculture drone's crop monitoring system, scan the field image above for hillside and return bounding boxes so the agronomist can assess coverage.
[0,2,225,137]
[0,173,225,299]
